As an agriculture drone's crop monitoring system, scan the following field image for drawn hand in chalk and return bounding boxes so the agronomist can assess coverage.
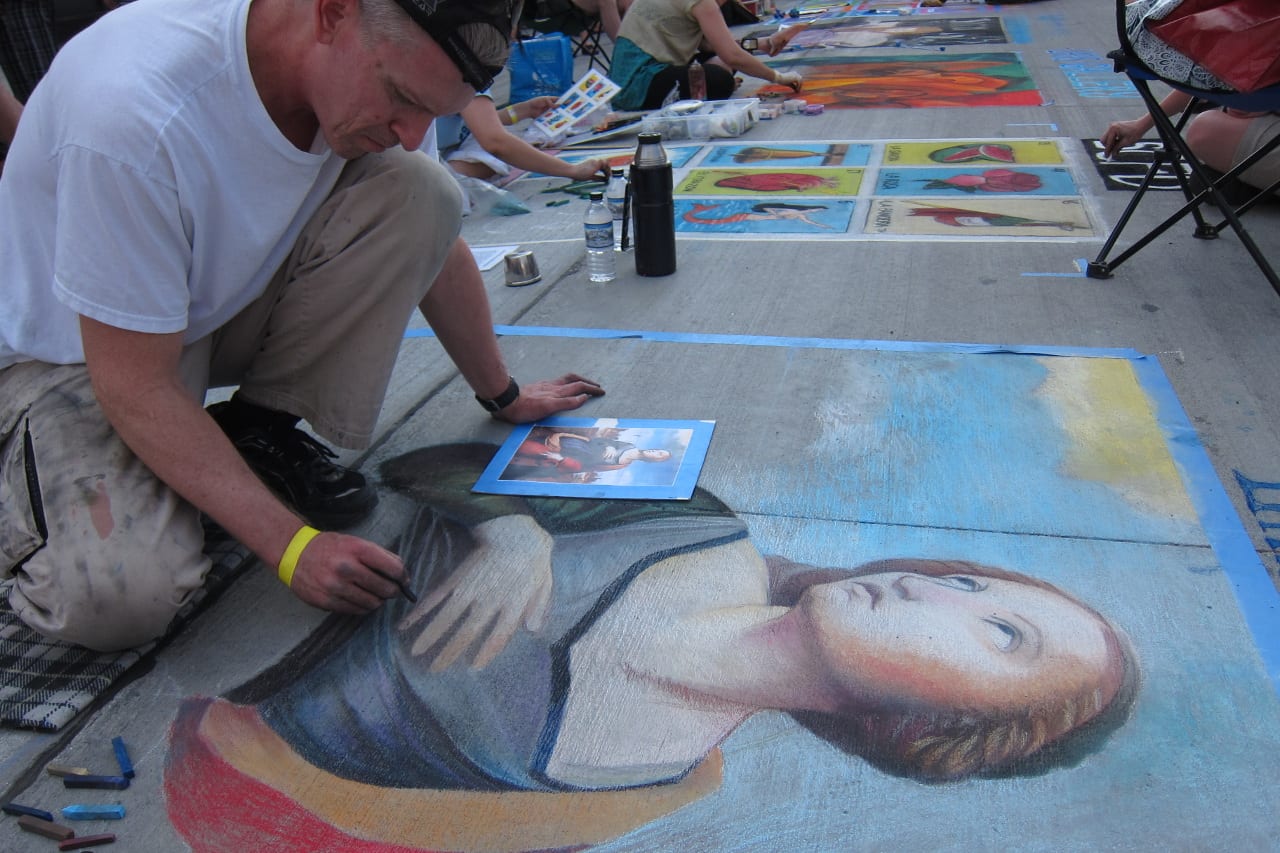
[398,514,554,671]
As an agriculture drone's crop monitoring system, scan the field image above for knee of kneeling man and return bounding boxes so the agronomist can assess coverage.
[55,599,180,652]
[382,149,464,221]
[13,585,185,652]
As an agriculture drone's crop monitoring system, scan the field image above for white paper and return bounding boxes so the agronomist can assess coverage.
[471,244,520,272]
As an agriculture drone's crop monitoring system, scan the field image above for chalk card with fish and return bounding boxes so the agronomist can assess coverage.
[698,142,873,169]
[676,168,865,197]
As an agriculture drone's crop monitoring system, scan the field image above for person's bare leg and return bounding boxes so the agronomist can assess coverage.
[1185,110,1252,174]
[449,160,498,180]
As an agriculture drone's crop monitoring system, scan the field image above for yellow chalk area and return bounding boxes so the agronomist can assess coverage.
[1037,357,1195,521]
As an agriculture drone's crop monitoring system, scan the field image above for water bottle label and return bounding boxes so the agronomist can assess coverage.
[585,222,613,250]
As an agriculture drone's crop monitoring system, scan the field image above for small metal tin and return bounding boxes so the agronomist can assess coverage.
[503,251,541,287]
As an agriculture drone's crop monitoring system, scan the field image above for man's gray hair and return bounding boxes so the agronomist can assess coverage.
[357,0,417,45]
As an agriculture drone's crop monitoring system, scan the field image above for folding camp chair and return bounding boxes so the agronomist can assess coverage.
[1086,0,1280,296]
[522,0,611,73]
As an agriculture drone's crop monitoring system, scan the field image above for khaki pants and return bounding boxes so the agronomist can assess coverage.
[0,149,461,650]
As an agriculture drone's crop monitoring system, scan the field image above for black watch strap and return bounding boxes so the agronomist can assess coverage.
[476,376,520,413]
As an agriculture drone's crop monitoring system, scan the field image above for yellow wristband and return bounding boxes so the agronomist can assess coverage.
[278,525,321,588]
[506,105,520,124]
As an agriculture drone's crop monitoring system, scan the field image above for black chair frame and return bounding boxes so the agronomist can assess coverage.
[1086,1,1280,296]
[522,0,611,74]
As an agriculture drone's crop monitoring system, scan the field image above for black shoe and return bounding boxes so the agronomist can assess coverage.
[208,401,378,528]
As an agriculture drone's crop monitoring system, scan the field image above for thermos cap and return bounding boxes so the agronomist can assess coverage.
[634,132,669,167]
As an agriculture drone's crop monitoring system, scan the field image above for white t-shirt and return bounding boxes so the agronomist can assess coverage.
[0,0,345,369]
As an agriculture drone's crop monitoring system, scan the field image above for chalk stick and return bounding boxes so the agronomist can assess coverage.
[111,736,135,779]
[62,774,129,790]
[2,802,55,822]
[62,803,126,820]
[46,763,92,778]
[60,833,115,850]
[17,814,76,840]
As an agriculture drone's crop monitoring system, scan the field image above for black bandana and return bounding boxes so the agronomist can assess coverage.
[388,0,523,91]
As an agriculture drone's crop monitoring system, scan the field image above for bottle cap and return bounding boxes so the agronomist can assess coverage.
[590,190,604,200]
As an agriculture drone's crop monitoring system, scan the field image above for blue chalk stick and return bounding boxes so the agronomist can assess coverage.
[62,774,130,790]
[62,803,126,821]
[111,736,135,778]
[2,802,55,822]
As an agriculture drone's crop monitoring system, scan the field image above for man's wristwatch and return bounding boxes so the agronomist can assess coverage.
[476,376,520,413]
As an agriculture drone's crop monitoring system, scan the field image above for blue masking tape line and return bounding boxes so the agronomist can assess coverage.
[1131,354,1280,695]
[1005,18,1033,43]
[405,325,1142,360]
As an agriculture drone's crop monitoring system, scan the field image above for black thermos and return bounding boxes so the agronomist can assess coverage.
[631,132,677,277]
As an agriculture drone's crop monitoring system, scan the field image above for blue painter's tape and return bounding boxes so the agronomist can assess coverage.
[1131,354,1280,695]
[111,736,135,778]
[405,325,1142,360]
[1005,17,1032,44]
[2,802,55,822]
[61,803,126,820]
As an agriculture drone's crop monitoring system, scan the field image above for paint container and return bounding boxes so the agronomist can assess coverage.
[803,103,825,115]
[782,98,807,114]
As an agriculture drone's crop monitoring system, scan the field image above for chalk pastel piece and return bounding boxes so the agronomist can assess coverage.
[59,833,116,851]
[62,804,126,820]
[17,814,75,840]
[45,763,92,778]
[2,802,55,822]
[110,736,135,778]
[803,103,825,115]
[62,774,129,790]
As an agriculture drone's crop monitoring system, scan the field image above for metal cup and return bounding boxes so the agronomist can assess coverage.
[503,251,541,287]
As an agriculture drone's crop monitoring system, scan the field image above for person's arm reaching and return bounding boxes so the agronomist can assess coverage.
[461,97,607,181]
[1101,90,1192,158]
[78,317,407,613]
[419,238,605,423]
[692,0,802,92]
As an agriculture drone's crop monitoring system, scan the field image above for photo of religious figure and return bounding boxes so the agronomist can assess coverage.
[473,417,715,499]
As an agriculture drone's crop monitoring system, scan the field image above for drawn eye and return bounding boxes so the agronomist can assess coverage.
[937,575,984,591]
[984,618,1021,652]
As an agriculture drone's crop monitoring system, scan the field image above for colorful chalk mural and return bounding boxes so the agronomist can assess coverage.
[755,53,1042,110]
[162,347,1280,850]
[653,137,1095,239]
[545,138,1098,239]
[747,16,1009,51]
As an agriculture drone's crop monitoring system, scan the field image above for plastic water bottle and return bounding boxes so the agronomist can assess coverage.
[688,60,707,101]
[631,132,676,277]
[606,168,628,250]
[584,191,616,283]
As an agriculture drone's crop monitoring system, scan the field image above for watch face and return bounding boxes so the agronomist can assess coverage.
[741,37,758,51]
